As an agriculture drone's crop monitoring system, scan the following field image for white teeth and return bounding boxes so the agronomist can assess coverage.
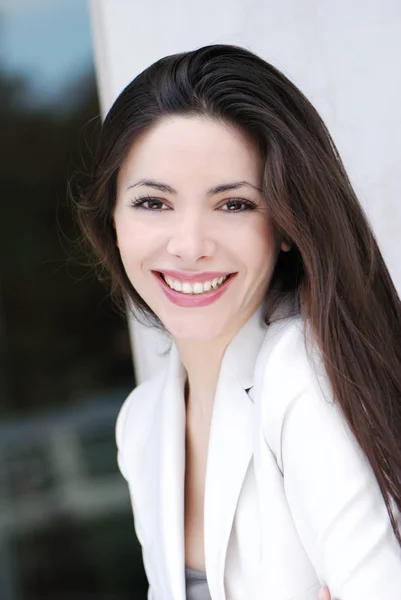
[181,282,193,294]
[163,274,230,294]
[193,282,204,294]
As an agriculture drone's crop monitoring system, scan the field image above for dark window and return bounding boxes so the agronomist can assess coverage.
[3,442,55,498]
[80,425,121,480]
[0,3,148,598]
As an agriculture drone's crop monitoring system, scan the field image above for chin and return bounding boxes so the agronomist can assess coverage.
[166,323,221,342]
[161,311,235,344]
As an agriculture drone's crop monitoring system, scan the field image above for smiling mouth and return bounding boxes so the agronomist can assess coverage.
[157,272,236,295]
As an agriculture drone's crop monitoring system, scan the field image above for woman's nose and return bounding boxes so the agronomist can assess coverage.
[166,213,216,261]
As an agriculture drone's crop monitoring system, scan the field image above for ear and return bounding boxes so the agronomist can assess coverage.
[280,239,292,252]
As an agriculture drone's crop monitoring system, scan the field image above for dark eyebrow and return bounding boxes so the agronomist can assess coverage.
[208,181,262,194]
[126,179,262,194]
[126,179,176,193]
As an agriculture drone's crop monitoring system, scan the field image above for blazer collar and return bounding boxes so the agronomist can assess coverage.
[155,338,186,599]
[223,303,268,392]
[155,304,269,599]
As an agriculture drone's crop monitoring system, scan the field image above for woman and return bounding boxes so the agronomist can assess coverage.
[75,45,401,599]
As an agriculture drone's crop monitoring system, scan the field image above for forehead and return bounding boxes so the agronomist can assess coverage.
[118,115,262,189]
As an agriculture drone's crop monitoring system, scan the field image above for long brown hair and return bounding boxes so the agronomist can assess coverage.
[74,44,401,542]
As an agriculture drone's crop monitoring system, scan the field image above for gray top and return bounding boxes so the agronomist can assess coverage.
[185,568,212,600]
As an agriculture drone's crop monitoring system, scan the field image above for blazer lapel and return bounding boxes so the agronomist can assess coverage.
[152,306,269,599]
[157,342,187,600]
[204,367,254,599]
[204,307,268,600]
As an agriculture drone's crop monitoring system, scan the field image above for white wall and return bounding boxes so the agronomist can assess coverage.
[88,0,401,383]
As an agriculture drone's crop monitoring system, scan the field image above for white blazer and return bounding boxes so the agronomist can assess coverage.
[116,305,401,600]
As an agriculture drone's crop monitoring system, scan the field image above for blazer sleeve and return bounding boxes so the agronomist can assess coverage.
[115,388,132,481]
[115,383,158,600]
[277,370,401,598]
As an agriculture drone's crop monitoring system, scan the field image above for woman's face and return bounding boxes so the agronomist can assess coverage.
[114,115,283,342]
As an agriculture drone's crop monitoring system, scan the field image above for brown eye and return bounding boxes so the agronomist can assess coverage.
[130,197,168,211]
[220,199,256,212]
[143,199,164,210]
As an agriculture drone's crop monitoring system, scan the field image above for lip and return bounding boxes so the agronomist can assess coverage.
[153,271,236,308]
[154,269,234,283]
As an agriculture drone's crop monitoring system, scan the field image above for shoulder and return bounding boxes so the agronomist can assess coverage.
[116,368,167,476]
[256,313,325,393]
[255,315,333,461]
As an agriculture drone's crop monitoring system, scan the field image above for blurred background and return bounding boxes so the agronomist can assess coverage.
[0,0,148,598]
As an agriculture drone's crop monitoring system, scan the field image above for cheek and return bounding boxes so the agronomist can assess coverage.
[115,220,155,265]
[114,228,148,290]
[241,217,279,270]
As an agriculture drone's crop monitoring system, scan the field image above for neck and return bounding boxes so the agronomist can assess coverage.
[178,337,228,416]
[174,305,263,414]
